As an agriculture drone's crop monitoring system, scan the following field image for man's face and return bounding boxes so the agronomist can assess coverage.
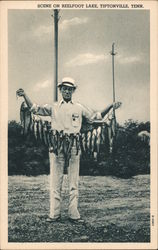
[60,85,75,101]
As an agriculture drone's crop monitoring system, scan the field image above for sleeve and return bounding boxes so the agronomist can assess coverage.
[79,103,102,121]
[30,103,52,116]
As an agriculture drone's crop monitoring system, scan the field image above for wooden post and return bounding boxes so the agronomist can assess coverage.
[53,9,59,102]
[110,43,117,150]
[50,9,59,219]
[110,43,117,118]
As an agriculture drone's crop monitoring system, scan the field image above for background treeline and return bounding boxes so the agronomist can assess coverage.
[8,120,150,178]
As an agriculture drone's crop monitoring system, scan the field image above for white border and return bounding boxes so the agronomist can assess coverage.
[0,1,157,249]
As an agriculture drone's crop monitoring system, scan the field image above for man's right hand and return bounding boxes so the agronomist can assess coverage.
[113,101,122,110]
[16,89,33,109]
[16,88,25,97]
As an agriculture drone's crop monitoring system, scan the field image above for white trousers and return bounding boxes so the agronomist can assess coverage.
[49,147,80,219]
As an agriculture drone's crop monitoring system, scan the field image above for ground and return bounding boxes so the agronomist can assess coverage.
[8,174,150,242]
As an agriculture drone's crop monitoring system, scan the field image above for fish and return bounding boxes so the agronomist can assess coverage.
[81,133,86,153]
[19,101,117,159]
[106,116,116,153]
[54,130,59,154]
[62,133,69,157]
[42,122,49,147]
[86,131,92,151]
[79,133,87,158]
[40,120,45,145]
[25,113,32,134]
[49,130,54,153]
[62,133,71,174]
[91,129,97,154]
[34,119,38,140]
[75,133,80,155]
[49,130,54,151]
[57,130,63,151]
[64,159,69,175]
[64,134,74,174]
[20,101,32,136]
[36,120,41,141]
[49,130,58,154]
[101,123,106,143]
[29,114,34,134]
[111,117,116,137]
[38,119,43,141]
[108,124,113,153]
[67,134,74,156]
[96,126,102,154]
[45,121,52,149]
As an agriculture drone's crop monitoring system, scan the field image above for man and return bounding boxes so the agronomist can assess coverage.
[17,77,121,223]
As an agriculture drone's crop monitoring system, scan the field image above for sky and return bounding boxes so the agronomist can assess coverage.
[8,9,150,124]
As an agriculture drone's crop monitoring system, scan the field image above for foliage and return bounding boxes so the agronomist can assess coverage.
[80,119,150,177]
[8,120,150,177]
[8,120,49,176]
[111,120,150,178]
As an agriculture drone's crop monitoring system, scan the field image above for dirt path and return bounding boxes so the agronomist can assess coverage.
[8,175,150,242]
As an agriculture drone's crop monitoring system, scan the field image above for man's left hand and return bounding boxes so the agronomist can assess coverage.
[113,102,122,110]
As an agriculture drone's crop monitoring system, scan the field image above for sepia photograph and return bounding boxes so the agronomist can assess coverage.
[0,1,158,249]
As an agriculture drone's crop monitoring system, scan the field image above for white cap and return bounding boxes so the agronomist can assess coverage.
[58,77,77,88]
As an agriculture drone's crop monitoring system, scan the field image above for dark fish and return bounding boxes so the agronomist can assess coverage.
[64,159,69,175]
[40,120,44,144]
[42,122,49,147]
[62,133,70,174]
[49,130,58,154]
[20,101,31,136]
[45,121,51,148]
[20,104,25,135]
[24,112,31,135]
[38,119,43,141]
[62,133,69,157]
[29,114,34,134]
[36,120,40,141]
[64,134,74,174]
[75,133,80,155]
[54,131,59,154]
[67,134,74,157]
[79,133,86,157]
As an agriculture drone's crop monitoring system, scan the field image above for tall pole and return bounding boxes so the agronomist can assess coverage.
[53,9,59,102]
[110,43,117,119]
[110,43,118,141]
[50,9,59,218]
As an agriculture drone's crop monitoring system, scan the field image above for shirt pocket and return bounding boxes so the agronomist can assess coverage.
[71,113,81,127]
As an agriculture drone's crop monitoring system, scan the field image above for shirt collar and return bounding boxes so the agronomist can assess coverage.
[59,99,74,107]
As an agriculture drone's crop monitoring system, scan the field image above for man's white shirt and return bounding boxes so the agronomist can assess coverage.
[30,100,99,134]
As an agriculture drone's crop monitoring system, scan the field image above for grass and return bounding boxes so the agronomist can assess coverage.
[8,174,150,242]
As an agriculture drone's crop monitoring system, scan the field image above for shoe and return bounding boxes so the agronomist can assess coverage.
[46,216,61,222]
[68,218,85,224]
